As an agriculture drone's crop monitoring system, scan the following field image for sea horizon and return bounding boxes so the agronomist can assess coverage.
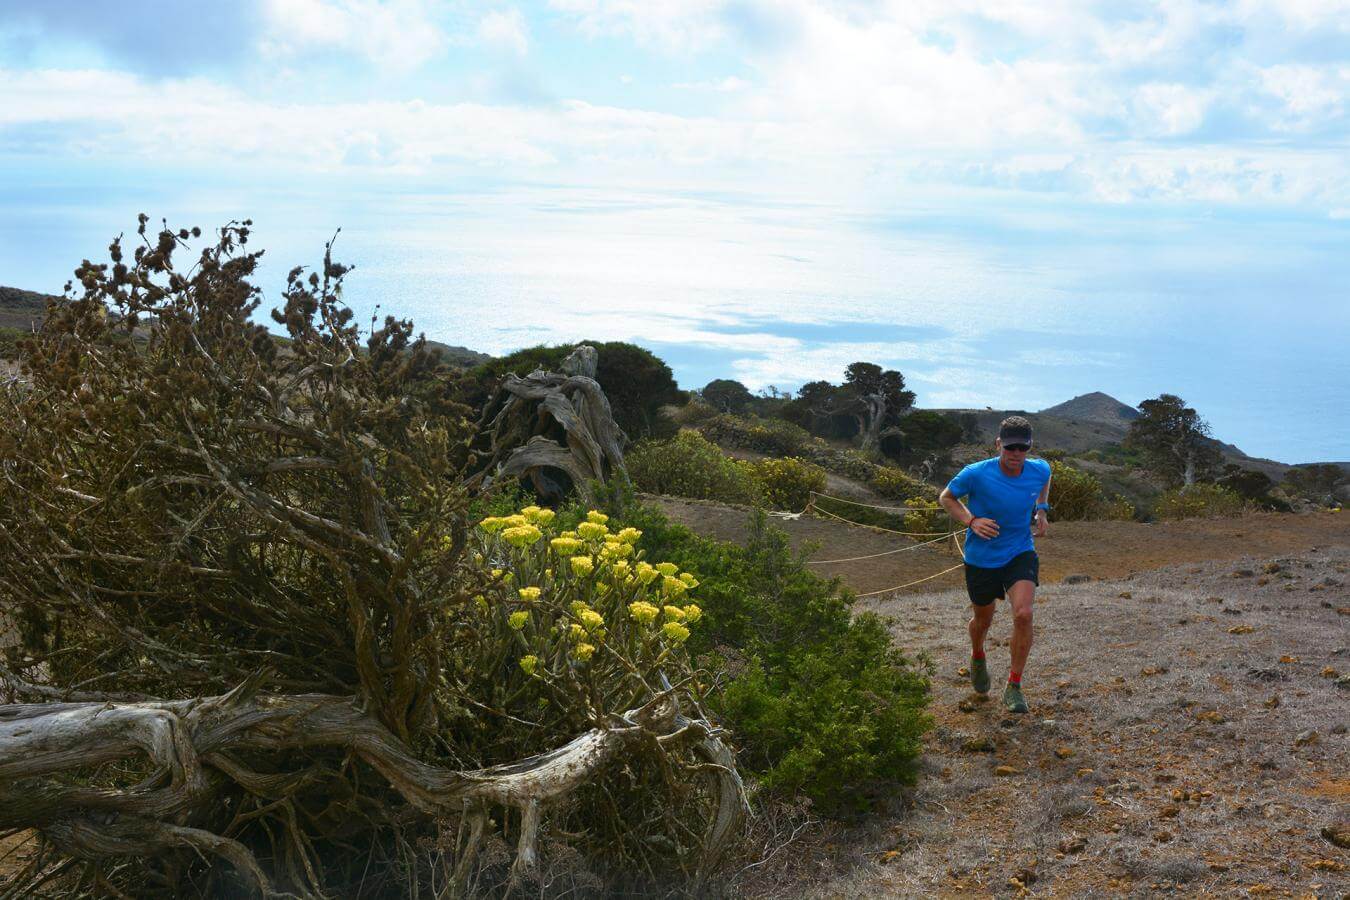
[2,172,1347,466]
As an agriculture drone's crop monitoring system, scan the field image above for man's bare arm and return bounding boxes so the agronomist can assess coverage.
[940,487,999,539]
[1033,472,1052,537]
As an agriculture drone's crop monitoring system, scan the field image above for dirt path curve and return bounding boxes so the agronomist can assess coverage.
[649,496,1350,897]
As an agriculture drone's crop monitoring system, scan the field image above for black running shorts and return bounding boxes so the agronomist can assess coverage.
[964,550,1039,606]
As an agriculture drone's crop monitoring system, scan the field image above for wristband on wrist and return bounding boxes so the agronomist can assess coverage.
[1035,502,1051,512]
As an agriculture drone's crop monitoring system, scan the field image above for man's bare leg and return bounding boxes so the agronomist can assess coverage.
[968,602,995,693]
[1003,580,1035,712]
[1007,580,1035,675]
[969,602,995,656]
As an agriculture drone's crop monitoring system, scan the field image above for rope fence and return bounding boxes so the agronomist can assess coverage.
[763,490,971,596]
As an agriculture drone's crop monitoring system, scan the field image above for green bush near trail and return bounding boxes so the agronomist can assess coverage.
[627,430,763,505]
[739,456,827,512]
[701,413,813,457]
[1153,483,1246,520]
[618,504,933,814]
[0,325,24,360]
[1048,460,1136,521]
[870,465,936,502]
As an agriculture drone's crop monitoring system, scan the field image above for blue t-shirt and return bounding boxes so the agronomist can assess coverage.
[946,457,1051,568]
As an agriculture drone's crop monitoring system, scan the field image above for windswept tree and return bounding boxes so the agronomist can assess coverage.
[780,364,915,456]
[1124,393,1222,487]
[837,363,916,455]
[700,378,754,413]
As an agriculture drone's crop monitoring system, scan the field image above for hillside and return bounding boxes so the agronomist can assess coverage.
[1040,390,1139,425]
[935,393,1306,481]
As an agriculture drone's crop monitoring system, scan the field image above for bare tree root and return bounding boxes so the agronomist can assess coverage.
[0,686,743,896]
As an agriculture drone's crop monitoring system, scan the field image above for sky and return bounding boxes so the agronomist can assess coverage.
[1,1,1348,461]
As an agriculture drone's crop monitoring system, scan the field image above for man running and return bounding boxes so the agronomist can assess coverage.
[938,416,1052,713]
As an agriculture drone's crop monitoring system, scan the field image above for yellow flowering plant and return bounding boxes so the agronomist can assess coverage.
[465,504,710,743]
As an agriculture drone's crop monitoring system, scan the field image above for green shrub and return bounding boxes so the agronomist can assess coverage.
[901,497,945,534]
[871,466,935,501]
[702,413,812,457]
[0,326,24,360]
[1048,460,1135,521]
[740,456,826,511]
[1153,483,1246,520]
[618,505,932,814]
[627,430,763,505]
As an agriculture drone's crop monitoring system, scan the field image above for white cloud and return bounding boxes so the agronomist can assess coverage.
[547,0,728,51]
[260,0,446,71]
[672,76,748,92]
[477,7,529,55]
[8,1,1350,211]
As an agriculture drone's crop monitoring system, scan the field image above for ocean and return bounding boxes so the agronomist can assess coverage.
[2,172,1346,464]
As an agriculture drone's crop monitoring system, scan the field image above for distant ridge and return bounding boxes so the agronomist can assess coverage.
[1039,391,1138,425]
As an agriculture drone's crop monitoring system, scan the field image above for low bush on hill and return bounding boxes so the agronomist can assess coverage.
[1153,483,1247,520]
[0,325,23,360]
[627,430,763,505]
[740,456,827,512]
[702,413,813,457]
[901,497,946,534]
[616,503,933,814]
[1048,460,1136,521]
[871,465,937,502]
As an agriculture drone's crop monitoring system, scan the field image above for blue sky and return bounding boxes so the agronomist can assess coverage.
[1,1,1348,461]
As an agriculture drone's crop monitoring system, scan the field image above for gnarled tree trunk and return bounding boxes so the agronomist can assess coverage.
[0,681,745,897]
[468,345,629,504]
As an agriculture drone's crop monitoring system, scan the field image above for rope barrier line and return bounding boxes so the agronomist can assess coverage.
[807,529,957,564]
[809,502,958,538]
[807,489,925,514]
[856,561,966,597]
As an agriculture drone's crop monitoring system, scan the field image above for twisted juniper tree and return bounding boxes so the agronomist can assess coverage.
[0,219,741,897]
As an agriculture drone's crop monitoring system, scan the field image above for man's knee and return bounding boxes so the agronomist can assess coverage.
[1012,606,1033,628]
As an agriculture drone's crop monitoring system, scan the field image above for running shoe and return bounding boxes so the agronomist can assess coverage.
[1002,682,1029,714]
[970,657,990,694]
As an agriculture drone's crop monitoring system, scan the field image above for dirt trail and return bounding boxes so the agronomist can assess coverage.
[652,497,1349,897]
[765,550,1350,898]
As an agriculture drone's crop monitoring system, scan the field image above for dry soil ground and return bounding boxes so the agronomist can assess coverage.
[650,498,1350,898]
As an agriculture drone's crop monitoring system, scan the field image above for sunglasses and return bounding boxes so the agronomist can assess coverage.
[1003,443,1030,453]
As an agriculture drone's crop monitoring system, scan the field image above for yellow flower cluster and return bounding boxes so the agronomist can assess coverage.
[502,524,543,547]
[662,622,691,643]
[550,536,583,556]
[477,505,704,661]
[628,600,659,624]
[576,521,608,541]
[520,505,556,525]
